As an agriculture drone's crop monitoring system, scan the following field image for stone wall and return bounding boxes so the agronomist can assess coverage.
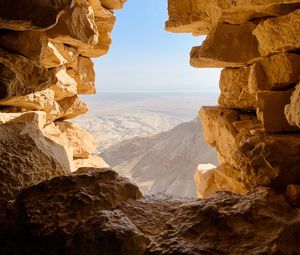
[0,0,121,199]
[166,0,300,198]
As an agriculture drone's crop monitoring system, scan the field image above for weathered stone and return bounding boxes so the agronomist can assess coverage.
[257,90,299,132]
[73,156,109,171]
[0,113,72,200]
[50,67,78,100]
[12,169,141,236]
[79,15,116,57]
[0,111,45,129]
[165,0,211,35]
[101,0,126,10]
[67,210,148,255]
[249,53,300,92]
[47,5,99,50]
[55,121,96,158]
[166,0,300,35]
[285,83,300,128]
[0,0,73,31]
[0,48,56,100]
[200,106,300,191]
[75,56,96,94]
[253,9,300,56]
[0,30,78,68]
[56,95,89,120]
[145,188,300,255]
[219,67,257,110]
[190,22,261,68]
[194,163,247,198]
[0,89,55,111]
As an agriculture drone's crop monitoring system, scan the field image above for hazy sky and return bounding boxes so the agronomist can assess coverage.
[93,0,220,92]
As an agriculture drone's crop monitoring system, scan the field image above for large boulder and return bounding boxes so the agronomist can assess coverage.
[0,111,72,200]
[285,82,300,128]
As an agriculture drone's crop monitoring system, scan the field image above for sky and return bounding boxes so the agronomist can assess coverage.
[93,0,220,93]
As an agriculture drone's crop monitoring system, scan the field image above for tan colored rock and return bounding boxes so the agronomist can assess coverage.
[0,114,72,200]
[249,53,300,92]
[0,0,73,31]
[190,22,261,68]
[253,9,300,56]
[101,0,126,10]
[0,48,56,100]
[0,89,55,111]
[55,121,96,158]
[0,111,46,129]
[166,0,300,35]
[73,156,110,172]
[200,106,300,191]
[165,0,211,35]
[285,83,300,128]
[79,15,116,57]
[194,163,247,198]
[42,122,74,162]
[47,5,99,50]
[57,95,89,120]
[50,67,78,100]
[257,90,299,132]
[75,56,96,94]
[0,30,78,68]
[219,67,257,110]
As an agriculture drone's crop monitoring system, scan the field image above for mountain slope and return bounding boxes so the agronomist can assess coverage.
[101,118,217,197]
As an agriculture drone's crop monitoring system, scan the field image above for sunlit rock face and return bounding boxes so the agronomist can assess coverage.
[167,0,300,196]
[0,0,116,198]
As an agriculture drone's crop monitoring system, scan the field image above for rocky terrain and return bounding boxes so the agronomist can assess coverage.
[0,0,300,254]
[101,118,217,197]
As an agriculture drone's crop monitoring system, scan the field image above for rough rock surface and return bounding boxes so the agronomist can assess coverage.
[1,180,300,255]
[285,82,300,128]
[200,106,300,191]
[0,112,72,200]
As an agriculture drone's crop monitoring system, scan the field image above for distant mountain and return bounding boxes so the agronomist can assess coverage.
[101,118,218,198]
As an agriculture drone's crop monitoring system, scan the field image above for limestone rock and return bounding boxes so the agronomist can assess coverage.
[67,210,148,255]
[285,83,300,128]
[12,168,141,236]
[0,111,45,129]
[249,53,300,92]
[0,0,73,31]
[50,67,78,100]
[219,67,257,110]
[166,0,300,35]
[165,0,211,35]
[0,89,55,110]
[55,121,96,158]
[56,95,89,120]
[200,106,300,191]
[194,163,247,198]
[47,5,99,50]
[253,9,300,56]
[0,30,78,68]
[75,56,96,94]
[0,113,72,200]
[79,15,116,57]
[257,90,299,132]
[73,156,109,171]
[190,22,261,68]
[101,0,126,10]
[0,48,56,100]
[145,188,300,255]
